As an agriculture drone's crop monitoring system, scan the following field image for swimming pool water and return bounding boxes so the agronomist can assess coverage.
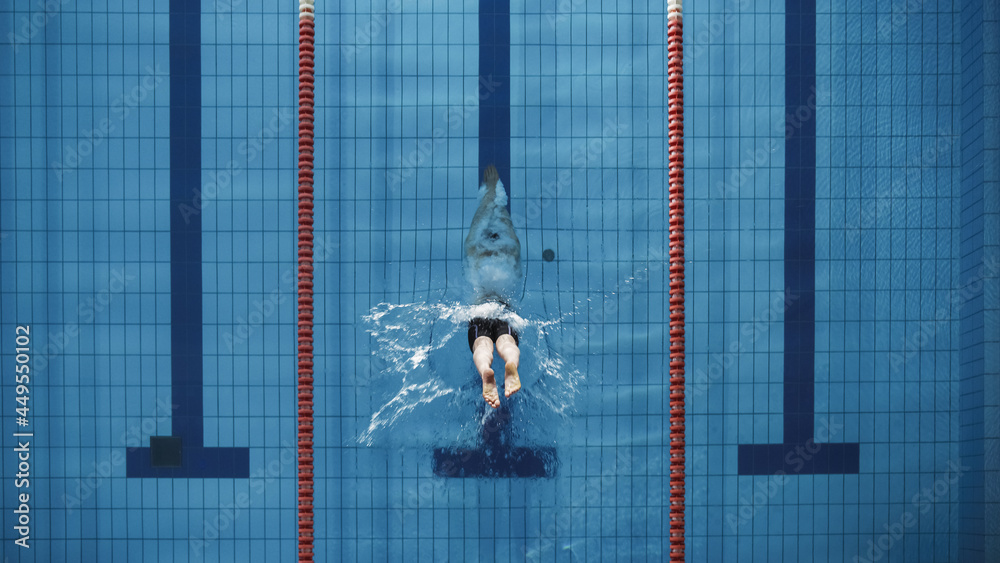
[1,0,998,561]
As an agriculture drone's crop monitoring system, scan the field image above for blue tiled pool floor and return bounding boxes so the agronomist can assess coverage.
[1,0,998,561]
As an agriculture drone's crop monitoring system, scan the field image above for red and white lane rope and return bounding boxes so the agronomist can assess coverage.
[667,0,686,560]
[297,0,315,561]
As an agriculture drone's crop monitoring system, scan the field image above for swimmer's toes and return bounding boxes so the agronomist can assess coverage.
[483,388,500,408]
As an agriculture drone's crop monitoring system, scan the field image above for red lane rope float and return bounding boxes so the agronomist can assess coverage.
[298,0,315,561]
[667,0,685,561]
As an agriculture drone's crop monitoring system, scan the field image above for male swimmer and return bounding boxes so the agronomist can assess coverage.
[463,165,523,408]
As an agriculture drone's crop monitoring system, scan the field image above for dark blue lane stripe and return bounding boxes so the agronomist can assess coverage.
[777,0,821,448]
[738,0,859,475]
[168,0,204,449]
[479,0,510,211]
[128,0,248,478]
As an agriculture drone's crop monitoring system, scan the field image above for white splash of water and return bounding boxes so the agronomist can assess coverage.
[357,301,581,447]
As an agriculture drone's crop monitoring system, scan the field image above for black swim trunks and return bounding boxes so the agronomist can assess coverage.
[467,317,519,351]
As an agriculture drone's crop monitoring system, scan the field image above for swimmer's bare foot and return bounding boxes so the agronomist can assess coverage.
[484,164,499,188]
[504,362,521,398]
[482,368,500,408]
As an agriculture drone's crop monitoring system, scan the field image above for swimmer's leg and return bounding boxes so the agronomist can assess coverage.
[473,336,500,408]
[495,333,521,398]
